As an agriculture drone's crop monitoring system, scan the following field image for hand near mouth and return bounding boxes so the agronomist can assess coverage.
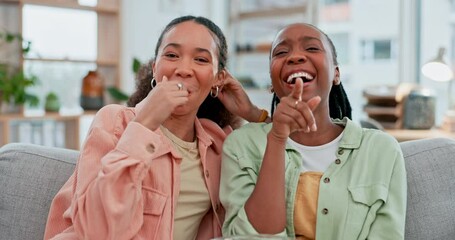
[269,78,321,141]
[134,75,190,131]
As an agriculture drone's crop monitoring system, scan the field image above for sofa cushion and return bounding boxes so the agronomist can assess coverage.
[0,143,78,240]
[401,137,455,240]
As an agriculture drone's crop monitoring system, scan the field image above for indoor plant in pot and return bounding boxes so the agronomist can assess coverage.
[0,30,39,113]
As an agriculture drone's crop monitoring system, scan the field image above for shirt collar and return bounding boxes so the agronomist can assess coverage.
[262,117,363,150]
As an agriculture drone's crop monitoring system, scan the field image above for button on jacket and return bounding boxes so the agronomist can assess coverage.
[44,103,229,240]
[220,118,406,239]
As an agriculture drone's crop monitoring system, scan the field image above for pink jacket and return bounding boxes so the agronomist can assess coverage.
[44,103,229,240]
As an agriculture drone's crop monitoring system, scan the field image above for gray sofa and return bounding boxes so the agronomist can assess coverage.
[0,138,454,240]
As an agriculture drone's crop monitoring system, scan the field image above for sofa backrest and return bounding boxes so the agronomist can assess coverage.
[0,143,78,240]
[401,137,455,240]
[0,137,454,239]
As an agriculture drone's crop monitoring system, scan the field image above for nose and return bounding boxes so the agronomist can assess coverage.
[176,59,194,78]
[287,52,306,65]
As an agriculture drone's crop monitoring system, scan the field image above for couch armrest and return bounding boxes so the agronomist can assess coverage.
[0,143,79,240]
[401,138,455,240]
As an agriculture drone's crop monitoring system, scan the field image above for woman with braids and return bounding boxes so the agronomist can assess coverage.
[44,16,268,240]
[220,23,407,239]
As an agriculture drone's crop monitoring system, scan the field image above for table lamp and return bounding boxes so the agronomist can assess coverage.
[421,47,455,131]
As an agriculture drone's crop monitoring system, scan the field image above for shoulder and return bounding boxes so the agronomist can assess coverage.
[361,128,402,152]
[226,122,269,142]
[223,122,270,154]
[90,104,136,135]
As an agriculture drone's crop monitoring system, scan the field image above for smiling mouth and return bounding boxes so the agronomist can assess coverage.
[286,72,314,84]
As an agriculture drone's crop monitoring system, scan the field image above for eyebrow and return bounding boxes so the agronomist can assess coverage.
[163,43,212,56]
[273,36,323,49]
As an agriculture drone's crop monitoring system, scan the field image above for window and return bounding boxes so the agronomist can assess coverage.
[22,5,97,111]
[324,0,349,5]
[361,39,397,61]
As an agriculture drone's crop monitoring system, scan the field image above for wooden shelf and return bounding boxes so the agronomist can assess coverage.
[23,57,118,66]
[20,0,118,14]
[234,6,308,20]
[24,57,96,64]
[0,0,120,149]
[0,0,20,4]
[363,104,402,117]
[385,128,455,142]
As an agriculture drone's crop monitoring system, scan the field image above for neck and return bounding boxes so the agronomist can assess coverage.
[163,114,196,142]
[290,114,343,146]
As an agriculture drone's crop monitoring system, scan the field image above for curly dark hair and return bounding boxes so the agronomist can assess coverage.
[270,24,352,120]
[127,16,240,128]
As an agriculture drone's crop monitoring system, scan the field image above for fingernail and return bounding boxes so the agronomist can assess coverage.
[305,126,310,133]
[311,123,317,132]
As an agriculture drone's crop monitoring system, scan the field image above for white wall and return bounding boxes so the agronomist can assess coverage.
[120,0,228,94]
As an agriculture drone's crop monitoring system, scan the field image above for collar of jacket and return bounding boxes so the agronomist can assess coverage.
[261,117,363,151]
[134,100,226,156]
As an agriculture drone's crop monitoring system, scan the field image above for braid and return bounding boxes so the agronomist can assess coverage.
[329,83,352,120]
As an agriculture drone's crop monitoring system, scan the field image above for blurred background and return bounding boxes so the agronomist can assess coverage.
[1,0,455,149]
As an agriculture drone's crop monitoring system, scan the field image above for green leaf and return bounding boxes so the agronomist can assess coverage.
[132,58,142,74]
[107,86,129,101]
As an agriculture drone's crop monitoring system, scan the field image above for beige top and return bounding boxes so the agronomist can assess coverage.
[160,126,211,240]
[294,172,323,240]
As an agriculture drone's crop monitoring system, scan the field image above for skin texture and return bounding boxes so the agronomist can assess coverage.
[244,23,345,234]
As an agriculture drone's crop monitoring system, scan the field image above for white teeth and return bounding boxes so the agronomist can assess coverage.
[286,72,314,83]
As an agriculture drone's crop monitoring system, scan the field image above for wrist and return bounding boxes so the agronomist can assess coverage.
[247,106,269,123]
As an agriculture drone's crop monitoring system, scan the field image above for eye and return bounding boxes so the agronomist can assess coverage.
[273,50,288,57]
[307,47,321,52]
[163,52,178,58]
[195,57,209,63]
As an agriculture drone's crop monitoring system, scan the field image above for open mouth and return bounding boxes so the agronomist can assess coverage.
[286,71,314,84]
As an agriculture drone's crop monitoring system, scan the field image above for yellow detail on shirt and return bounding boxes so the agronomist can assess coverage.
[294,172,323,240]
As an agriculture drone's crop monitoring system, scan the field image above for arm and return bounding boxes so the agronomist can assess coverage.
[217,70,270,123]
[220,131,288,236]
[221,79,321,235]
[367,148,407,239]
[69,106,163,239]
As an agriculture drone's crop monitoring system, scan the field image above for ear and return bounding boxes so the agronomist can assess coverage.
[151,61,156,78]
[215,69,226,86]
[333,66,341,85]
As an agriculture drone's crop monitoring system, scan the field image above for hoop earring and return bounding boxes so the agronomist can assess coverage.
[150,77,157,89]
[210,86,219,98]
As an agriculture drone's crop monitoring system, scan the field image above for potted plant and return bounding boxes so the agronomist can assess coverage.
[0,30,39,113]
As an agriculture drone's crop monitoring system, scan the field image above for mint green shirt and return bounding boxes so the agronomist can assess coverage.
[220,118,406,239]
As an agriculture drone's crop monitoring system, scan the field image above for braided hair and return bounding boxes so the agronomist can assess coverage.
[271,25,352,120]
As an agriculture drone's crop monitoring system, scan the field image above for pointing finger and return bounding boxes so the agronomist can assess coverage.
[291,77,303,101]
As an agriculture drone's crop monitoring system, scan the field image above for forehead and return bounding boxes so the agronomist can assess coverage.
[273,23,326,46]
[161,21,218,52]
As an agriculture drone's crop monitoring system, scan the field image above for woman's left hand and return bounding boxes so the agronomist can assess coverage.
[217,70,263,122]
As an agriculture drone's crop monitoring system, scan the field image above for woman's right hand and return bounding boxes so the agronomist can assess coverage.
[269,78,321,141]
[133,76,189,131]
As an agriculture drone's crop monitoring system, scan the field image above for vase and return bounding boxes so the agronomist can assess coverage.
[0,96,24,114]
[80,70,104,110]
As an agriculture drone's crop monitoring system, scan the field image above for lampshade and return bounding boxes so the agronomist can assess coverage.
[421,47,453,82]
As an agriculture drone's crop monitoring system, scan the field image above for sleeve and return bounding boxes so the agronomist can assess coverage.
[367,144,407,240]
[68,106,165,239]
[219,132,287,237]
